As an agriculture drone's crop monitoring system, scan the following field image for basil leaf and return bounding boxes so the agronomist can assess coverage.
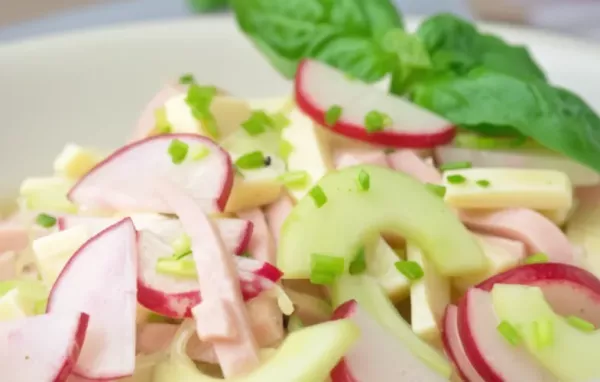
[231,0,403,82]
[417,14,546,81]
[382,29,432,94]
[413,68,600,172]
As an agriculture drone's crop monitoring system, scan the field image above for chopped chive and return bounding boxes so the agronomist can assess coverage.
[168,139,189,164]
[186,84,218,138]
[156,258,196,278]
[190,146,210,161]
[241,111,271,136]
[532,319,554,349]
[394,260,424,281]
[384,148,396,154]
[364,110,391,133]
[36,213,57,228]
[240,251,252,258]
[309,271,336,285]
[497,321,522,346]
[566,315,595,332]
[325,105,342,126]
[271,112,290,131]
[349,247,367,275]
[446,174,467,184]
[439,161,472,171]
[311,254,345,279]
[179,73,196,85]
[277,171,310,190]
[309,185,327,208]
[172,234,192,259]
[476,179,491,188]
[279,139,294,163]
[235,151,266,170]
[525,253,549,264]
[357,170,370,191]
[425,183,446,198]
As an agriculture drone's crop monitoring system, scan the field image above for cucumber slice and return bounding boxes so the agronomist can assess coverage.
[278,165,486,277]
[0,279,49,317]
[492,284,600,381]
[331,275,452,377]
[153,319,359,382]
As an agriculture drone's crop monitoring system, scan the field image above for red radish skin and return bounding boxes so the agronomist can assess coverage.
[47,218,138,380]
[441,305,484,382]
[476,263,600,326]
[136,230,283,318]
[155,181,260,377]
[0,312,89,382]
[457,288,553,382]
[131,82,185,142]
[58,215,253,256]
[295,59,456,149]
[330,300,445,382]
[68,134,233,214]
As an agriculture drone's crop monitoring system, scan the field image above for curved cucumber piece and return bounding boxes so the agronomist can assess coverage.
[0,279,48,315]
[331,275,452,377]
[153,319,359,382]
[492,284,600,381]
[278,165,486,277]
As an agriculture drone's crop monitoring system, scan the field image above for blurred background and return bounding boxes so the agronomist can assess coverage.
[3,0,600,42]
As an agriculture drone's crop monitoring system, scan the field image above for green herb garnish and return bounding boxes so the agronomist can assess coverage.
[241,111,272,136]
[179,73,196,85]
[357,170,370,191]
[168,139,189,164]
[524,253,549,265]
[476,179,491,188]
[348,247,367,275]
[36,213,57,228]
[309,185,327,208]
[532,319,554,349]
[310,254,344,285]
[394,260,424,281]
[497,321,522,346]
[446,174,466,184]
[325,105,342,126]
[364,110,391,133]
[278,171,310,190]
[566,315,595,333]
[235,151,266,170]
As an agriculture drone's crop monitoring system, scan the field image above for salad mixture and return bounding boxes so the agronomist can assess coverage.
[2,2,600,382]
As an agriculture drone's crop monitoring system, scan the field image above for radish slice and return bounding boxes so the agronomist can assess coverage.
[0,312,89,382]
[154,181,260,377]
[264,195,294,246]
[441,305,484,382]
[457,288,554,382]
[476,263,600,326]
[131,83,185,142]
[137,229,282,318]
[295,59,455,148]
[436,146,600,187]
[461,208,575,264]
[330,300,445,382]
[46,218,137,379]
[68,134,233,214]
[58,214,253,256]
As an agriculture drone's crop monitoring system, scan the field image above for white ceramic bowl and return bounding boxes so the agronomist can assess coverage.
[2,15,600,211]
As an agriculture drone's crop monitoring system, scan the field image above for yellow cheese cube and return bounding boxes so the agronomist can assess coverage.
[19,177,77,213]
[53,143,104,179]
[407,242,450,347]
[282,108,333,201]
[443,168,572,211]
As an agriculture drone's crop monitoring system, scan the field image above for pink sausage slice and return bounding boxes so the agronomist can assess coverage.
[156,182,259,377]
[461,208,574,264]
[237,208,284,347]
[264,196,294,246]
[387,150,442,184]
